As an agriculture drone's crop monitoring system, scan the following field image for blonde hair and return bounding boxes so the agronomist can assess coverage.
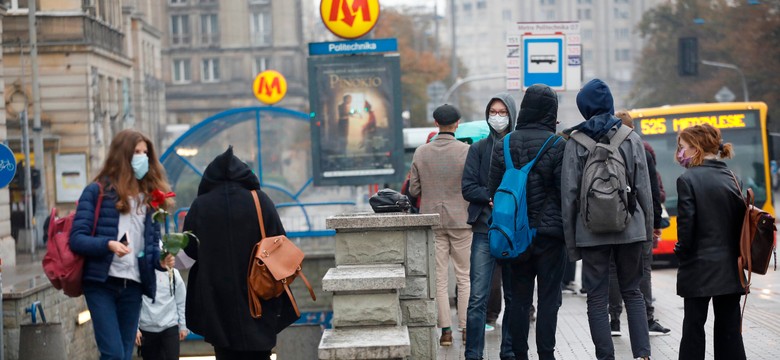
[677,124,734,167]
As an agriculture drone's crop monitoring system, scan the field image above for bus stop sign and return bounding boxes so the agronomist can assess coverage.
[0,144,17,188]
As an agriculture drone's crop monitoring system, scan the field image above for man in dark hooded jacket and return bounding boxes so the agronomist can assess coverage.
[462,92,517,359]
[487,84,566,360]
[183,147,298,360]
[561,79,652,360]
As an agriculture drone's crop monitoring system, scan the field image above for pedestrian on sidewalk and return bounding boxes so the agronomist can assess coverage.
[608,111,670,337]
[70,129,176,360]
[182,147,299,360]
[135,268,188,360]
[562,79,653,360]
[674,124,746,360]
[462,93,517,359]
[488,84,566,360]
[409,104,472,346]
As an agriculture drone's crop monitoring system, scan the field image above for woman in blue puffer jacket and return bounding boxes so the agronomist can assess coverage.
[70,129,175,360]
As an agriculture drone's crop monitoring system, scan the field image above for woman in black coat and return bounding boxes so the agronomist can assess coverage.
[183,147,298,360]
[674,124,746,360]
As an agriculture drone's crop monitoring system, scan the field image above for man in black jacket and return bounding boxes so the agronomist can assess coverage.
[487,84,566,360]
[462,92,517,360]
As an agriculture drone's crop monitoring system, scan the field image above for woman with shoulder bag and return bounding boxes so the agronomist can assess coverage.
[674,123,747,360]
[70,129,175,360]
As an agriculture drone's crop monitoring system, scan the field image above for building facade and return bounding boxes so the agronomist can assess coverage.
[445,0,664,122]
[160,0,308,128]
[1,0,165,262]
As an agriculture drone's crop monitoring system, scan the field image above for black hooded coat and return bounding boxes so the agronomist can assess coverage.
[487,84,566,244]
[183,147,298,351]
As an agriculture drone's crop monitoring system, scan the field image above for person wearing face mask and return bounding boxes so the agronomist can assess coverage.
[674,124,746,360]
[487,84,566,360]
[70,129,176,360]
[462,93,517,359]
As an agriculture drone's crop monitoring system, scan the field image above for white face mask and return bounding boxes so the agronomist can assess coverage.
[488,115,509,132]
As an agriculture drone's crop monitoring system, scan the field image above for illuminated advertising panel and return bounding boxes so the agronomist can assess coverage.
[308,55,403,186]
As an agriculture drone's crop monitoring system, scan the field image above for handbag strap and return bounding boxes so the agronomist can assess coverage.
[91,182,104,237]
[251,190,266,239]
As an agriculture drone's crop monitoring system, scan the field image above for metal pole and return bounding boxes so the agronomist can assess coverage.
[21,109,34,256]
[701,60,749,102]
[29,0,47,249]
[449,0,457,85]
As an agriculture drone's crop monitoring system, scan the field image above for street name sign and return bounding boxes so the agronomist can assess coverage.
[309,38,398,56]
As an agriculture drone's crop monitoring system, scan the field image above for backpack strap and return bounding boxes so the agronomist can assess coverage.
[526,135,561,169]
[607,125,633,151]
[570,130,597,152]
[729,171,752,332]
[502,134,515,169]
[250,190,267,239]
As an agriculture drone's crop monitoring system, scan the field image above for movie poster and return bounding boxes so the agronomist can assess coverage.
[308,55,403,186]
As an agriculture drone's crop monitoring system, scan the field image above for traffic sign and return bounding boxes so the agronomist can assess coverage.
[523,35,565,90]
[0,144,17,188]
[715,86,736,103]
[320,0,380,39]
[253,70,287,105]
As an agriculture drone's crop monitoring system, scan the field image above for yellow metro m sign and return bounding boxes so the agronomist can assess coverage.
[320,0,380,39]
[253,70,287,105]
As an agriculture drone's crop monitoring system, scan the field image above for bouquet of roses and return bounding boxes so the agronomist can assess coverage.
[150,189,198,295]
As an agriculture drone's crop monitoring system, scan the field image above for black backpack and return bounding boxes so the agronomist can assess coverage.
[369,188,412,213]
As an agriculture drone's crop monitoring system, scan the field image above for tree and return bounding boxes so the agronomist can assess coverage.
[373,9,458,127]
[632,0,780,131]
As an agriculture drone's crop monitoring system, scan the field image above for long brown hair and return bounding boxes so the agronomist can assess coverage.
[676,124,734,167]
[94,129,173,213]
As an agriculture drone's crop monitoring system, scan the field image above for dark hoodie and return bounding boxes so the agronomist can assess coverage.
[569,78,621,141]
[487,84,567,243]
[183,147,298,351]
[461,93,517,233]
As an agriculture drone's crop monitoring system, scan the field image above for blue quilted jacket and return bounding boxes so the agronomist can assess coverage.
[69,182,163,299]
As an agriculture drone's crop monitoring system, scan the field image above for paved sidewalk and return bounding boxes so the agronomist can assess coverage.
[437,267,780,359]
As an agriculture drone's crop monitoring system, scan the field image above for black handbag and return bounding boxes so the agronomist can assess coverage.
[369,188,412,213]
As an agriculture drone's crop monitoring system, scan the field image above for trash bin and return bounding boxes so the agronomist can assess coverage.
[18,301,66,360]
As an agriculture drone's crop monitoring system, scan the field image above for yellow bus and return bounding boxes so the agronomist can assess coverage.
[630,102,773,260]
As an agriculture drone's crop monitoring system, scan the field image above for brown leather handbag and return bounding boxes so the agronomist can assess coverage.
[247,190,316,319]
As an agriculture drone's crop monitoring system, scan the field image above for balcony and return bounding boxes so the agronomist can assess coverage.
[3,13,125,55]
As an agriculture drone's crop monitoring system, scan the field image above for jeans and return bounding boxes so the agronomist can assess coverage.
[679,294,745,360]
[83,277,144,360]
[509,239,565,360]
[140,326,180,360]
[581,243,650,360]
[465,232,514,359]
[609,240,654,321]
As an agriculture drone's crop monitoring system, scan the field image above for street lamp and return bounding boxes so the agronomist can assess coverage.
[8,89,35,256]
[701,60,749,102]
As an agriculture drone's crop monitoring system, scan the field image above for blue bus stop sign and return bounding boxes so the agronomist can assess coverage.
[0,144,16,188]
[523,35,565,90]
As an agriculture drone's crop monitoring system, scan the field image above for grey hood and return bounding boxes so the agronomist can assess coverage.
[484,92,517,139]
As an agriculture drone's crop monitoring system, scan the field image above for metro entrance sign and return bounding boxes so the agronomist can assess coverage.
[506,21,581,92]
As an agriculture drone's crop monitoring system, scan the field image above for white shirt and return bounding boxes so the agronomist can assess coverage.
[139,268,187,332]
[108,196,145,283]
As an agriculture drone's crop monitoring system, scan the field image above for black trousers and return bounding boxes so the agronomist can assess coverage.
[140,326,179,360]
[679,294,746,360]
[214,347,272,360]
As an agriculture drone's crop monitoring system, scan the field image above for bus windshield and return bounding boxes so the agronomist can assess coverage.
[637,110,766,215]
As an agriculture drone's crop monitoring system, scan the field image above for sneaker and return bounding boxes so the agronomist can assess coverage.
[610,319,621,337]
[561,285,577,294]
[439,329,453,346]
[485,324,495,332]
[648,320,671,336]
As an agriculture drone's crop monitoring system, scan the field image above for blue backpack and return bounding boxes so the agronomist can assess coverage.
[489,134,561,260]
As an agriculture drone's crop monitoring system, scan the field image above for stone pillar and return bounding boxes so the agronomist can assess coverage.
[318,213,439,360]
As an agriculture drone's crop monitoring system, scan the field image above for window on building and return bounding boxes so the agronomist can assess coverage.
[577,0,593,4]
[202,58,220,82]
[541,0,556,5]
[201,14,219,45]
[463,2,472,12]
[170,15,191,46]
[582,29,593,40]
[583,49,593,63]
[577,8,591,20]
[169,0,186,4]
[249,11,272,46]
[613,8,629,19]
[502,9,512,21]
[615,28,629,40]
[172,59,191,84]
[615,48,631,62]
[476,0,486,9]
[252,57,270,75]
[545,10,555,20]
[614,0,629,3]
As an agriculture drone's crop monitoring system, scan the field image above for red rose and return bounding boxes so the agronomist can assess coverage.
[151,189,175,209]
